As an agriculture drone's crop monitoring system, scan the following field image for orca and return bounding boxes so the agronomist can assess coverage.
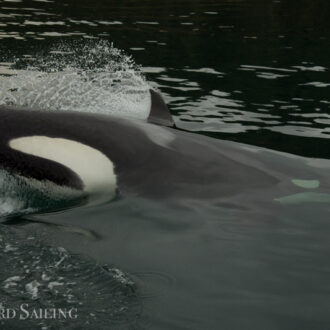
[0,89,330,210]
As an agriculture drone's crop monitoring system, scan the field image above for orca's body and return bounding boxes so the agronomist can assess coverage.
[0,90,330,209]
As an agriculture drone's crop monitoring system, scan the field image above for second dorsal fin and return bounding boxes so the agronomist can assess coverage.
[147,89,175,127]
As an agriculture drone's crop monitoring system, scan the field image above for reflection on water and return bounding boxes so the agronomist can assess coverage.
[0,0,329,159]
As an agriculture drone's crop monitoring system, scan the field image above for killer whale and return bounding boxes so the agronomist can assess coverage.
[0,89,330,210]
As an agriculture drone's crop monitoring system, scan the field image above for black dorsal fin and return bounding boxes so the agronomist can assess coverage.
[147,89,175,127]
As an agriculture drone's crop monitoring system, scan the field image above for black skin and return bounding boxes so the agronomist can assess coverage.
[0,104,278,201]
[148,89,175,127]
[3,89,322,205]
[0,89,170,192]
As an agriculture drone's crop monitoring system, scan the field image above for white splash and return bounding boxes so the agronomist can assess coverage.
[25,280,42,300]
[0,167,84,218]
[0,40,151,119]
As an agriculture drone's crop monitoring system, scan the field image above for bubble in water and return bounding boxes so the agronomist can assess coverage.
[0,168,86,218]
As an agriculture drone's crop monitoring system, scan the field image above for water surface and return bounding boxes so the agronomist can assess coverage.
[0,0,330,329]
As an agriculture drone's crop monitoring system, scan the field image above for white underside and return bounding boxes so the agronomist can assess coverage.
[9,136,117,204]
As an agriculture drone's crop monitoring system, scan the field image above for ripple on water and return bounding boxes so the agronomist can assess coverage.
[0,225,142,329]
[133,271,176,299]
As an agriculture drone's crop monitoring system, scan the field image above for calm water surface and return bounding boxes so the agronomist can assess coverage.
[0,0,330,329]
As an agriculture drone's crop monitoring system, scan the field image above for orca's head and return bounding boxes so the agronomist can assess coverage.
[0,89,172,209]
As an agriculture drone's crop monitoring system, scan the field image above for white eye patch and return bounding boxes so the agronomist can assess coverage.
[9,136,117,203]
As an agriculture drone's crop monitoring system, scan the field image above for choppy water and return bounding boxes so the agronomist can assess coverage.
[0,0,330,329]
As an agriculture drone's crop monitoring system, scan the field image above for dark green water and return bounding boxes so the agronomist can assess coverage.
[0,0,330,329]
